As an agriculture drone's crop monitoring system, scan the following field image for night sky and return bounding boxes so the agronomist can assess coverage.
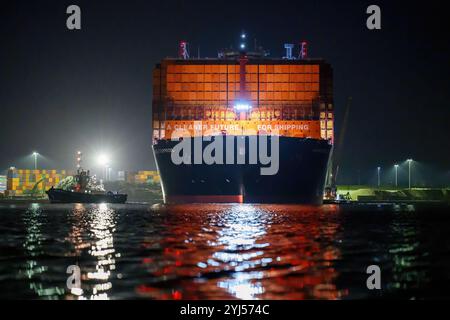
[1,0,449,184]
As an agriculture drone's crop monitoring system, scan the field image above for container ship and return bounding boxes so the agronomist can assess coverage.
[152,39,334,204]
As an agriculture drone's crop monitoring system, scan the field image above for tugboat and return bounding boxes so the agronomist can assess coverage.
[46,151,127,204]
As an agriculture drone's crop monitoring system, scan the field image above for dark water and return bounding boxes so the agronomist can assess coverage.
[1,202,450,300]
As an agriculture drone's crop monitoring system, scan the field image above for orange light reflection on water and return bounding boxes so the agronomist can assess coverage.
[137,203,348,300]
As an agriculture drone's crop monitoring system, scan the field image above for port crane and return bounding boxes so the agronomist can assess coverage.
[325,96,352,200]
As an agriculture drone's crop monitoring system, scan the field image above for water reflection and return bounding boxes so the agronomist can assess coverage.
[3,202,446,299]
[21,203,65,298]
[215,204,347,300]
[213,204,269,300]
[66,203,118,300]
[387,212,431,293]
[137,204,347,300]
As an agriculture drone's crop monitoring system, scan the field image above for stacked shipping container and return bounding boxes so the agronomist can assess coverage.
[152,59,333,141]
[5,168,71,196]
[126,170,160,184]
[0,175,6,193]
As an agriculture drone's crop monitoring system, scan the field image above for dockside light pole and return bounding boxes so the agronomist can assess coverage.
[32,152,39,170]
[394,164,399,187]
[377,166,381,187]
[407,159,413,189]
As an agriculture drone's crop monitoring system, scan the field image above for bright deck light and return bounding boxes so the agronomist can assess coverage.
[234,103,251,111]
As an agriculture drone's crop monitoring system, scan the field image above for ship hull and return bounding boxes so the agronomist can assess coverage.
[153,136,331,204]
[46,189,127,204]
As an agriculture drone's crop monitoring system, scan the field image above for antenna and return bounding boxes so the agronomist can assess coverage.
[283,43,295,59]
[179,41,189,59]
[331,96,352,187]
[299,40,308,59]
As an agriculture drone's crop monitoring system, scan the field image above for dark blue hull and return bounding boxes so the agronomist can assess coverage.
[46,188,127,204]
[153,136,331,204]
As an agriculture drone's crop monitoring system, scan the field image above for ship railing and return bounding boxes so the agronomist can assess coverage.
[155,102,321,121]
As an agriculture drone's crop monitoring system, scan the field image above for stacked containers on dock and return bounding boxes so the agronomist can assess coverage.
[6,168,70,196]
[135,171,160,184]
[0,175,6,193]
[6,168,20,195]
[124,171,160,184]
